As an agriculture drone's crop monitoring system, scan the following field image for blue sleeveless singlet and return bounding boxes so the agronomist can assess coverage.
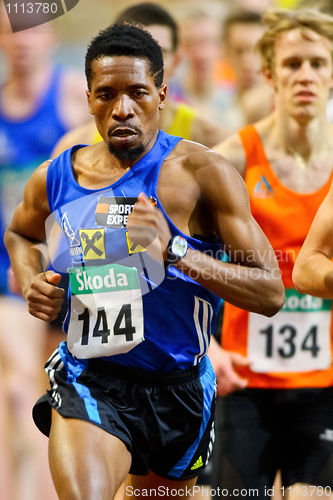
[47,130,222,370]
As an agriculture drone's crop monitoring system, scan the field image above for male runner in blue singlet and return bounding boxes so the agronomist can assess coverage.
[5,23,284,499]
[0,8,89,499]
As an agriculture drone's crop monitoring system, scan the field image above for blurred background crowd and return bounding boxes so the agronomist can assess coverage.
[1,0,333,499]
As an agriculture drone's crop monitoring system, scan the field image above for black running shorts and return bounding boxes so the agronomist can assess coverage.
[211,388,333,498]
[33,341,216,480]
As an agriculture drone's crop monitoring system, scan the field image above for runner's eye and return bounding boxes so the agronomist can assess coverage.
[133,90,147,98]
[311,60,324,69]
[287,60,301,70]
[98,92,112,101]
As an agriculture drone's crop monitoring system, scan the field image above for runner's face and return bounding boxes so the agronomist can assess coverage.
[271,28,333,122]
[87,56,166,161]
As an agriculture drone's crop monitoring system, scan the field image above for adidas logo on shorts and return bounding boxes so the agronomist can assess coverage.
[190,455,203,471]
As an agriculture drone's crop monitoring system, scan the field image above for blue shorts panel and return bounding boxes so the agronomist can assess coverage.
[33,342,216,480]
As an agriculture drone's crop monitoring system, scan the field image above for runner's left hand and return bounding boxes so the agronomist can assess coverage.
[127,192,171,262]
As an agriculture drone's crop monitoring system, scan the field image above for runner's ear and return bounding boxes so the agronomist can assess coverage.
[158,84,167,110]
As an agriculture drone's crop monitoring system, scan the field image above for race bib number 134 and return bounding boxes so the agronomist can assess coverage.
[67,264,144,359]
[248,289,332,373]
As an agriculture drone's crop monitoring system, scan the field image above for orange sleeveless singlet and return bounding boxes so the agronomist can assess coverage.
[221,125,333,388]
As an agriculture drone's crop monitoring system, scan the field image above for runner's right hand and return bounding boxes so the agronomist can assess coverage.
[24,270,65,322]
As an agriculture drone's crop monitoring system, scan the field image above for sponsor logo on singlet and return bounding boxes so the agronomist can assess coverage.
[253,175,273,198]
[126,233,147,254]
[71,266,131,294]
[62,213,83,257]
[95,196,157,228]
[79,229,105,260]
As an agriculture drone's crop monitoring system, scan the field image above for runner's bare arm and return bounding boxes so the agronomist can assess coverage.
[128,151,284,317]
[176,152,284,316]
[208,337,250,396]
[293,183,333,298]
[4,162,64,321]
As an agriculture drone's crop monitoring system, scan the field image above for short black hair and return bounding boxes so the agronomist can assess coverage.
[85,23,164,90]
[116,2,178,51]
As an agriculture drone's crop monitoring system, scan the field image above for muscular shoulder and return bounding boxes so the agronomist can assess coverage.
[172,138,234,168]
[160,140,250,228]
[172,138,209,156]
[168,138,212,169]
[213,133,246,177]
[23,160,51,214]
[172,140,245,200]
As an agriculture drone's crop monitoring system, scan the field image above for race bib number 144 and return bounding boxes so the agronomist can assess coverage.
[67,264,144,359]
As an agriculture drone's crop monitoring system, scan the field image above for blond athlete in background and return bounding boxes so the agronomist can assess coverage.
[211,8,333,499]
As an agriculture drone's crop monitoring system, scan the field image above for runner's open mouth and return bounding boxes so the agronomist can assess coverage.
[111,128,137,137]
